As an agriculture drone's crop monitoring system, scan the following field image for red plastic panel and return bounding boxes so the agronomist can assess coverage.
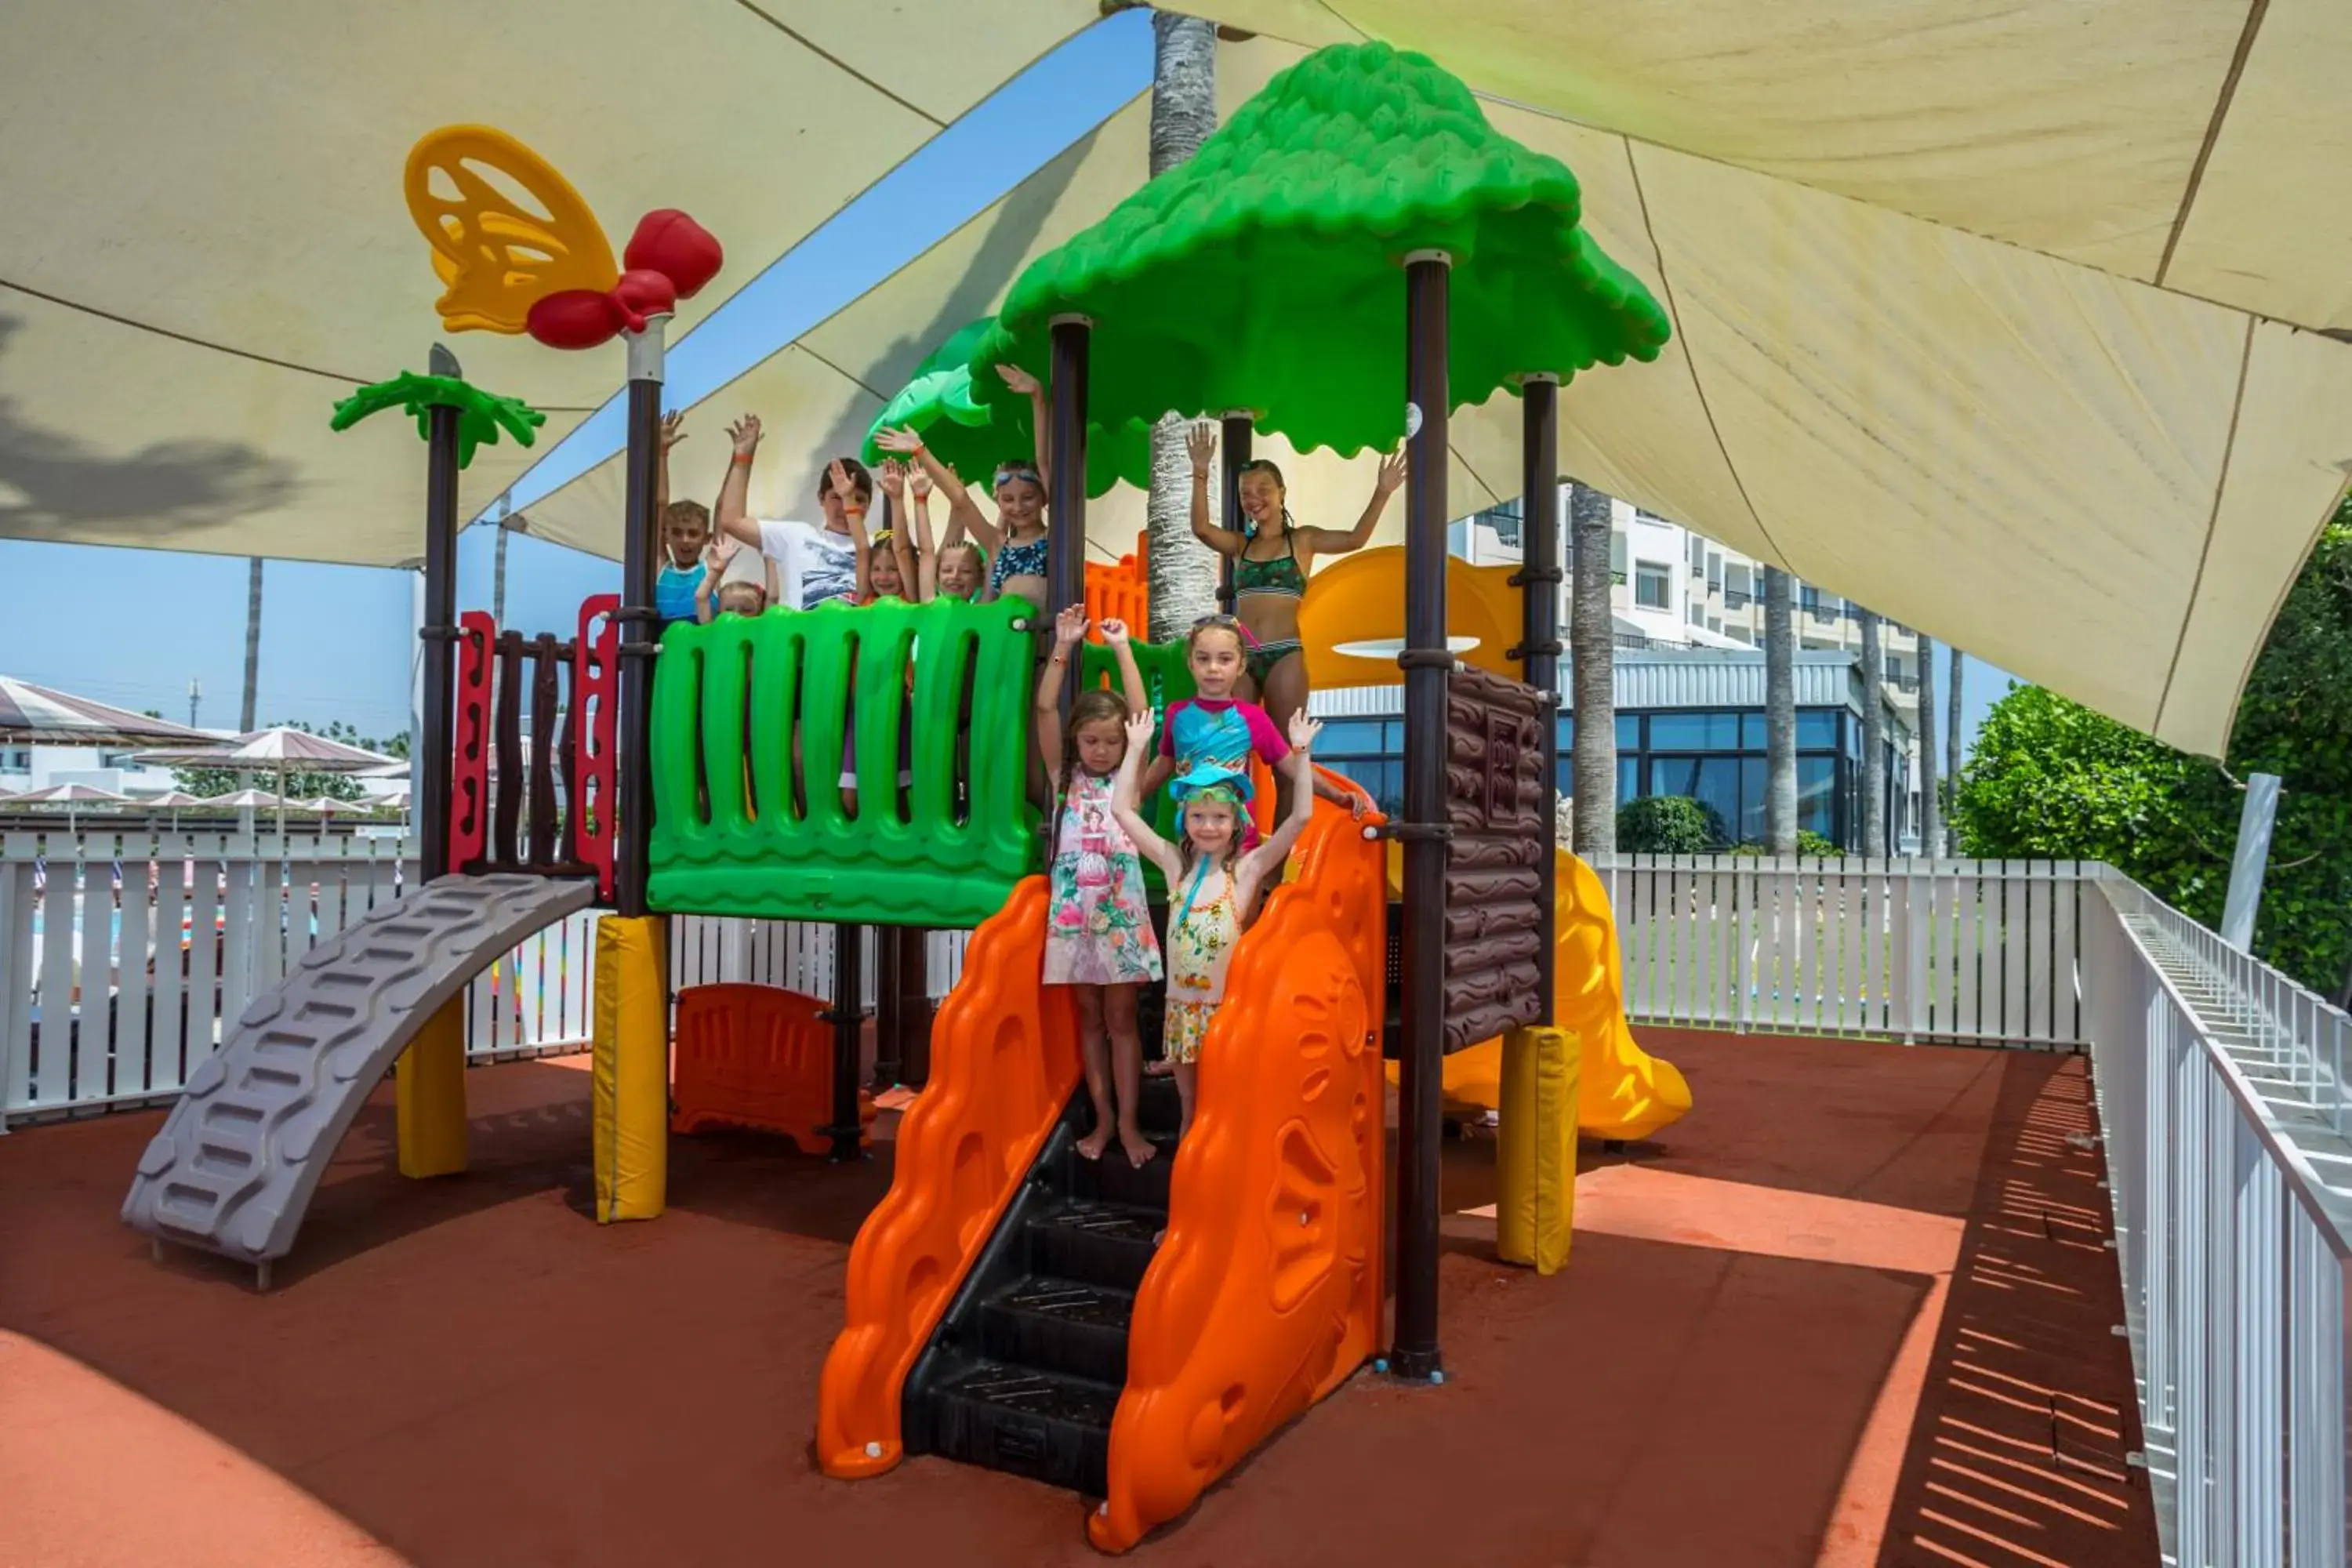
[448,610,495,874]
[671,983,871,1156]
[571,593,620,898]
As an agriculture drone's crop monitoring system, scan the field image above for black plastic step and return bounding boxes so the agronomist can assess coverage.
[978,1276,1135,1385]
[1024,1197,1161,1292]
[922,1352,1116,1497]
[1062,1130,1178,1208]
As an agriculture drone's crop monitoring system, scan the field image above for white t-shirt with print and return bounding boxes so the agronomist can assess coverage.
[755,518,859,611]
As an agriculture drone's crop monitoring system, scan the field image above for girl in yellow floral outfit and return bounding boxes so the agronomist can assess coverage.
[1111,704,1320,1136]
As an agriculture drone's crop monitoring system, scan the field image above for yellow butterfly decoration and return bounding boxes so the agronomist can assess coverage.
[403,125,619,335]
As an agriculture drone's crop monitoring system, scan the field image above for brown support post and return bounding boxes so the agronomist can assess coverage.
[492,632,524,867]
[1047,318,1091,625]
[1515,375,1561,1019]
[527,634,561,869]
[1392,250,1453,1383]
[418,372,461,884]
[1218,411,1253,612]
[828,924,866,1161]
[613,318,670,919]
[873,925,905,1093]
[899,930,933,1087]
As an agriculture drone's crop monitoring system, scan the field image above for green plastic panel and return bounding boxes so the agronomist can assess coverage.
[649,597,1039,927]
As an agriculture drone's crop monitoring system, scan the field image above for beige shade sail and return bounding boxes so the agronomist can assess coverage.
[533,24,2352,755]
[0,0,1104,566]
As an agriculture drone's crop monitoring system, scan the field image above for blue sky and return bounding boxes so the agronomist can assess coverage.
[0,8,2016,756]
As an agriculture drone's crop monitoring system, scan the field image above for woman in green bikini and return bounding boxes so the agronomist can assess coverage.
[1185,422,1407,779]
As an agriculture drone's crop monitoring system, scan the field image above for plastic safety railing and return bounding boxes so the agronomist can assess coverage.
[815,877,1080,1475]
[1094,777,1388,1552]
[648,597,1038,927]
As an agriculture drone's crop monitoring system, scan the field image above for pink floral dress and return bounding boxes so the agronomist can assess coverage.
[1042,769,1162,986]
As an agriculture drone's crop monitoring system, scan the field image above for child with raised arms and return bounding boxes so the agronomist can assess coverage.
[1035,604,1159,1167]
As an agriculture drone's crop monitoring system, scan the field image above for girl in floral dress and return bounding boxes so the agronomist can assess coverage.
[1110,704,1322,1138]
[1036,605,1160,1167]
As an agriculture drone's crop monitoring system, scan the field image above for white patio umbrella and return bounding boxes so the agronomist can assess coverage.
[9,781,132,830]
[140,789,205,829]
[194,787,289,833]
[138,728,401,837]
[296,795,368,815]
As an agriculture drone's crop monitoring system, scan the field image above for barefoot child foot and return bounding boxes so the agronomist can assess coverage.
[1143,1057,1174,1077]
[1075,1123,1112,1162]
[1119,1125,1157,1169]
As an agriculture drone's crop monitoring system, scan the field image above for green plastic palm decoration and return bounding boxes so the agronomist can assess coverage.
[330,372,546,470]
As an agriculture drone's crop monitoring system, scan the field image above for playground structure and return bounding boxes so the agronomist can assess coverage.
[118,43,1693,1554]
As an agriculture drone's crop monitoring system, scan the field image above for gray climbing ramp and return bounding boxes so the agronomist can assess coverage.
[123,873,598,1268]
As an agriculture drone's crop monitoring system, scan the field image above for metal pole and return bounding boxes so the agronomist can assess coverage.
[1392,249,1452,1382]
[419,400,461,883]
[873,925,904,1093]
[1218,411,1253,612]
[613,317,670,918]
[2220,773,2281,953]
[1515,375,1560,1021]
[1046,318,1091,622]
[829,923,866,1161]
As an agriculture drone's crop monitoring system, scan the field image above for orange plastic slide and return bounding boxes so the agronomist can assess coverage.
[815,879,1080,1476]
[1092,783,1388,1552]
[1385,845,1691,1143]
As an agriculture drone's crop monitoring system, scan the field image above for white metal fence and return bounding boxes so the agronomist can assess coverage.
[0,829,978,1126]
[1591,855,2087,1046]
[2085,870,2352,1566]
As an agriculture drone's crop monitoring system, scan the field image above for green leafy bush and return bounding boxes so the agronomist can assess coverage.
[1957,507,2352,996]
[1617,795,1719,853]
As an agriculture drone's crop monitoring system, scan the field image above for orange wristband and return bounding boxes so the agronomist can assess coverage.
[731,452,753,465]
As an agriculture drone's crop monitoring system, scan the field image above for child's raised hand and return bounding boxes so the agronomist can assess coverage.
[827,457,855,503]
[660,410,688,451]
[1054,604,1088,649]
[995,363,1042,395]
[703,534,741,572]
[873,426,924,456]
[1287,712,1323,751]
[1374,447,1409,495]
[1185,421,1216,475]
[1124,708,1156,750]
[727,413,762,455]
[1098,617,1131,648]
[879,459,906,498]
[909,467,934,500]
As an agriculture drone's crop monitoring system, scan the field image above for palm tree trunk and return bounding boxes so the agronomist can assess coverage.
[1945,644,1964,850]
[1143,11,1221,641]
[493,523,510,626]
[1918,633,1942,858]
[1858,608,1885,855]
[1568,482,1616,854]
[1763,566,1796,853]
[240,557,263,733]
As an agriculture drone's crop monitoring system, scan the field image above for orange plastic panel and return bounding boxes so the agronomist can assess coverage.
[816,878,1079,1477]
[670,983,874,1156]
[1092,776,1387,1552]
[1083,532,1149,640]
[1295,545,1526,693]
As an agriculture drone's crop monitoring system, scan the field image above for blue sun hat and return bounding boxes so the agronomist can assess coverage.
[1168,762,1252,805]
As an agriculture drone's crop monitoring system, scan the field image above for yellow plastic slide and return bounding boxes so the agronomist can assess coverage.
[1385,845,1691,1143]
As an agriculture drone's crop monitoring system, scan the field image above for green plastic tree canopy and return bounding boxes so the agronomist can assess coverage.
[967,42,1671,481]
[862,316,1152,499]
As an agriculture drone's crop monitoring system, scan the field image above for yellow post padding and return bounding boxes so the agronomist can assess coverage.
[1496,1024,1580,1275]
[395,996,470,1178]
[593,914,670,1223]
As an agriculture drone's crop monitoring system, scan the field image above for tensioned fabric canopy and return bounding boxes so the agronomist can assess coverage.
[532,16,2352,757]
[0,0,1103,568]
[9,5,2350,757]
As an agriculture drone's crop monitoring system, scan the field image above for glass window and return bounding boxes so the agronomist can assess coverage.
[1609,529,1628,576]
[1796,710,1838,750]
[1742,712,1766,749]
[1740,756,1766,844]
[1316,720,1387,756]
[1634,562,1671,609]
[1617,756,1640,805]
[1616,713,1642,751]
[1798,755,1836,840]
[1649,712,1741,751]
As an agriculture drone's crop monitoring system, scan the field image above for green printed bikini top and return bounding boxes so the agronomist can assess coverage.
[1232,532,1305,600]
